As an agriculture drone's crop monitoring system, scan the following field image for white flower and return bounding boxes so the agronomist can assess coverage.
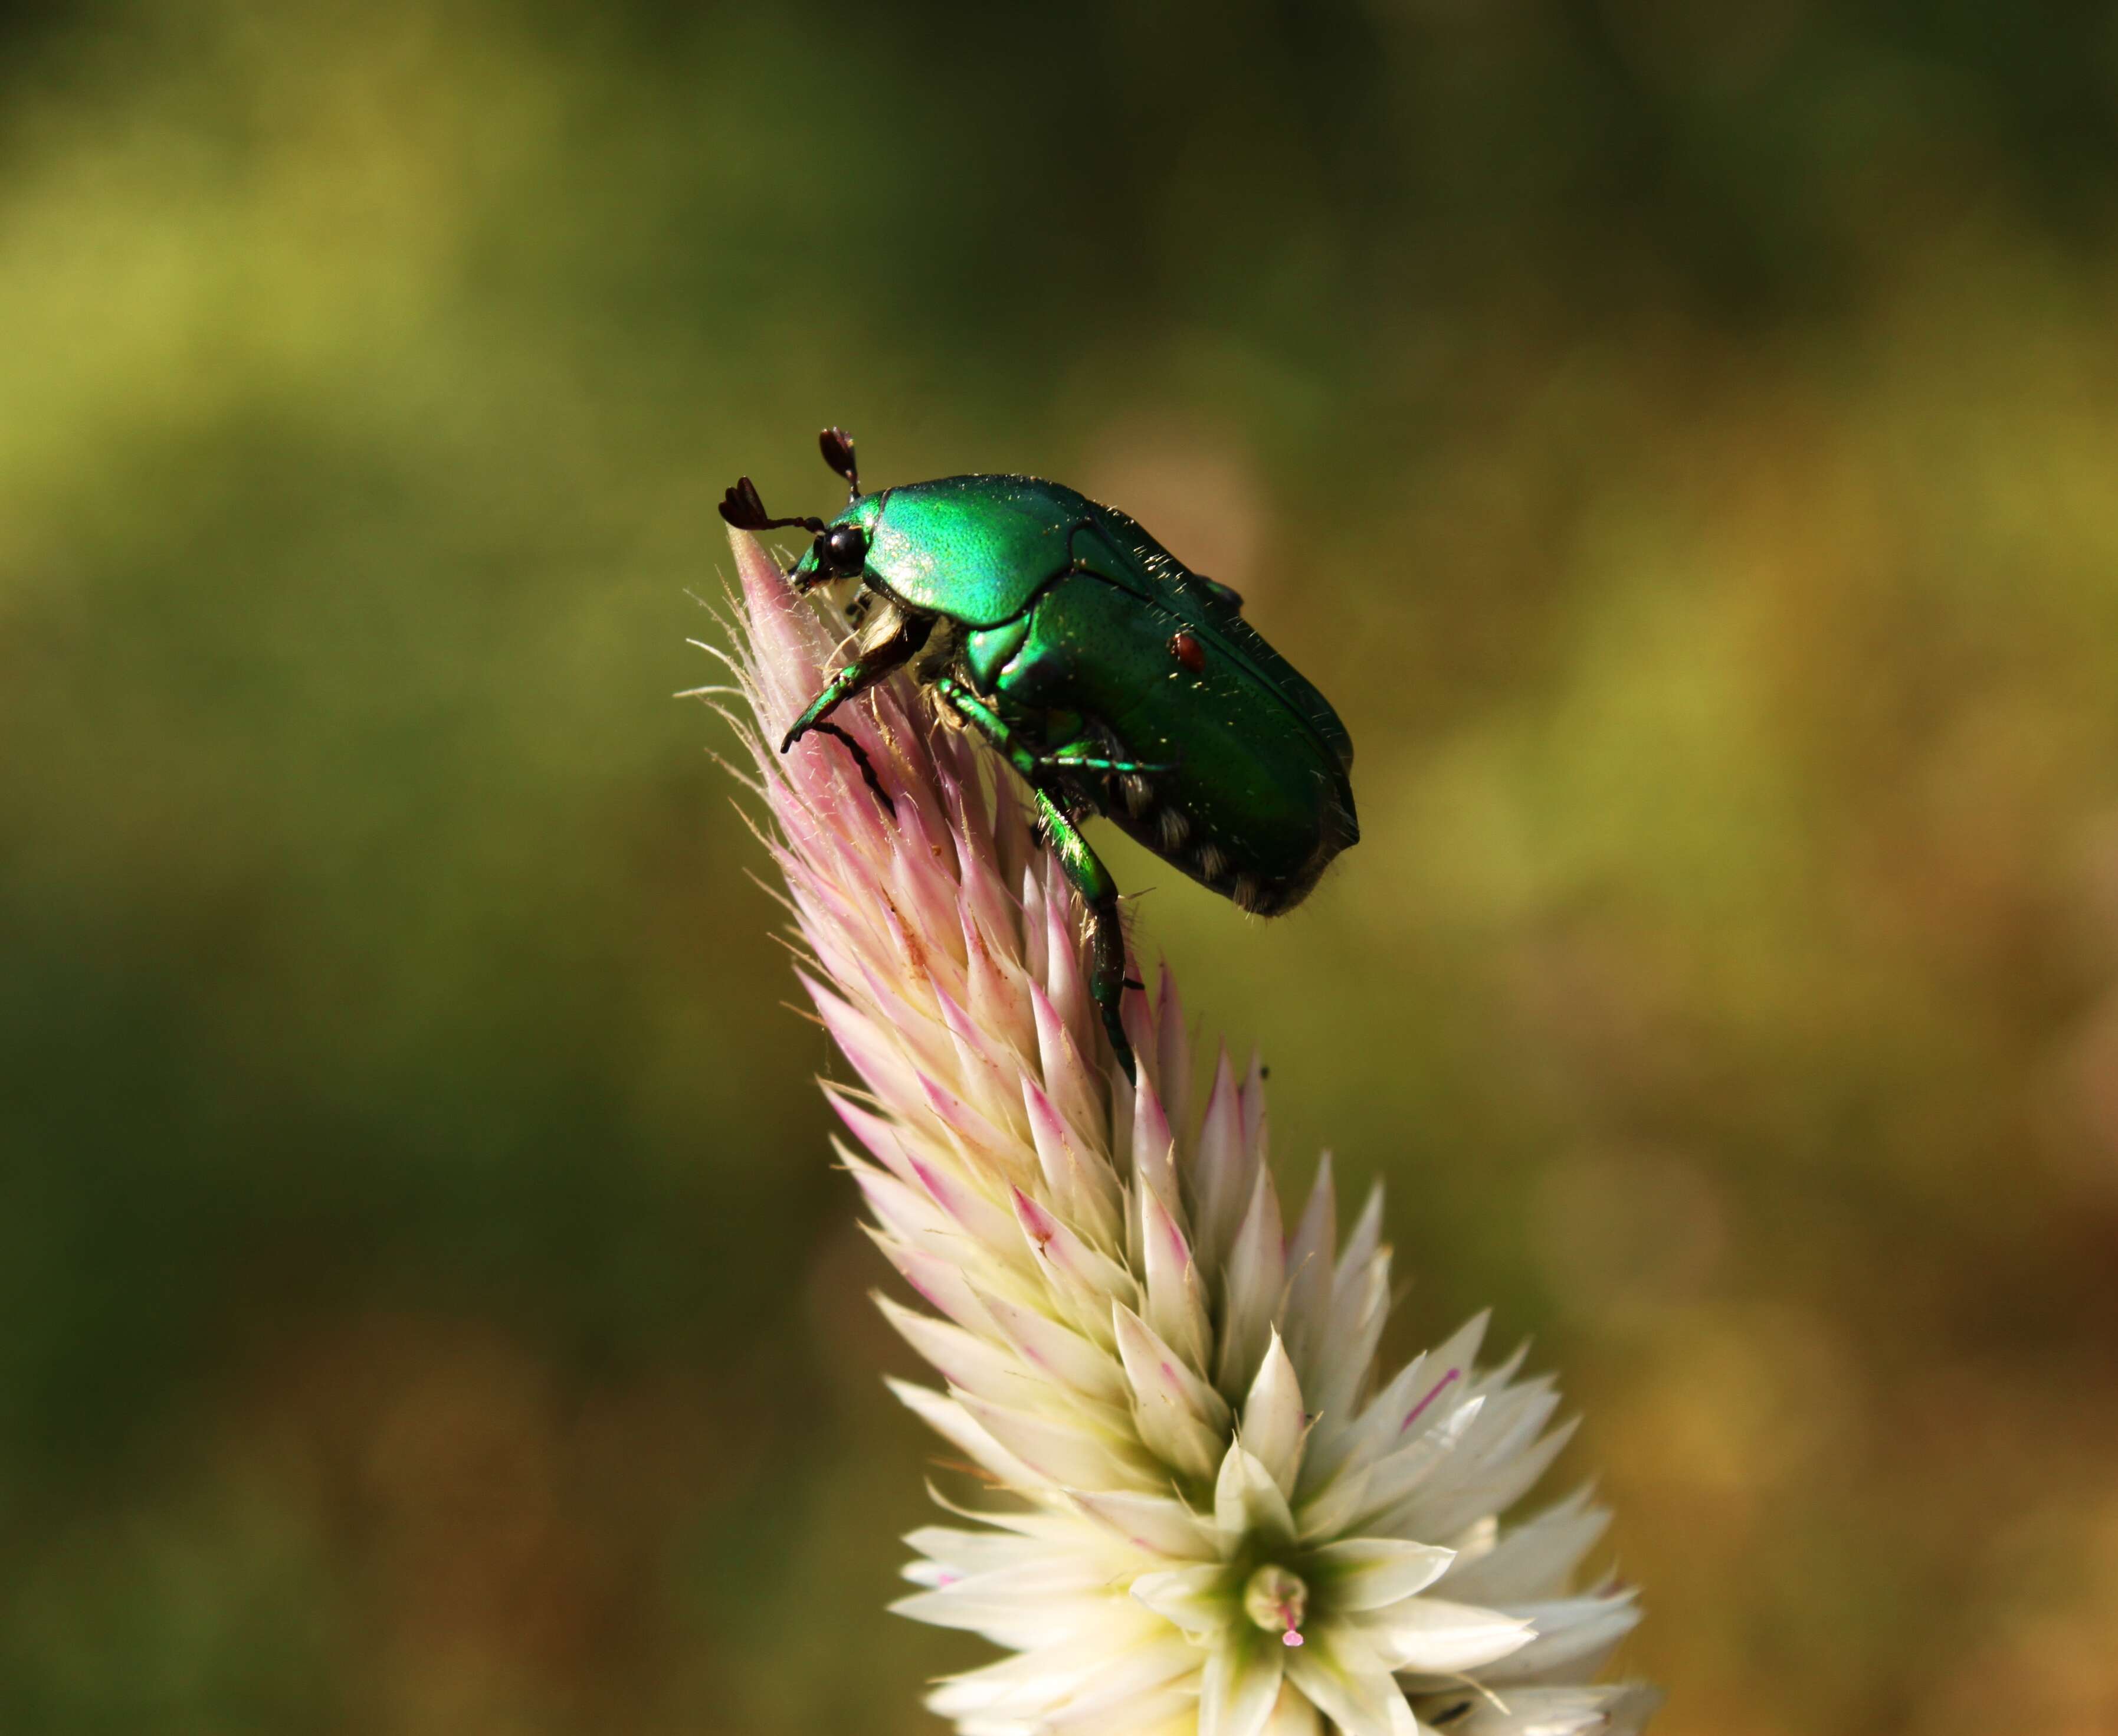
[706,529,1660,1736]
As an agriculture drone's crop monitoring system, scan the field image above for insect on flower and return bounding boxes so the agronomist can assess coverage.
[699,529,1659,1736]
[717,427,1360,1083]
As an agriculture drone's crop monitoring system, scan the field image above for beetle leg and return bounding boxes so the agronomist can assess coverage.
[1030,788,1135,1083]
[1042,743,1175,775]
[782,611,933,811]
[931,675,1137,1080]
[930,677,1169,778]
[929,676,1048,782]
[805,720,894,812]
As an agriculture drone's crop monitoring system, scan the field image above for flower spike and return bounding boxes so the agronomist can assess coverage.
[709,529,1660,1736]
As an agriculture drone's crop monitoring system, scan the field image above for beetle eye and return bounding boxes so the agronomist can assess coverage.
[822,524,867,576]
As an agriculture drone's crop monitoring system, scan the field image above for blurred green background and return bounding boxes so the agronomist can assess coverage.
[5,1,2118,1731]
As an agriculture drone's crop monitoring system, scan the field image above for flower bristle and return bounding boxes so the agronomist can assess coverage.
[708,529,1658,1736]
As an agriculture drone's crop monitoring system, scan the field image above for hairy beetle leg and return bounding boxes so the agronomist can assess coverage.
[932,674,1139,1080]
[1030,789,1135,1085]
[779,611,933,813]
[930,677,1165,784]
[806,721,894,815]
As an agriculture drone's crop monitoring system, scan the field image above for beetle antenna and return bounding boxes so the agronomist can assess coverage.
[718,475,827,535]
[819,425,861,502]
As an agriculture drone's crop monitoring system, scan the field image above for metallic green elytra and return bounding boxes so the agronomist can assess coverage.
[719,427,1358,1082]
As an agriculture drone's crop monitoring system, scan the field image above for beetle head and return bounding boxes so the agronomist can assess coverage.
[813,521,868,582]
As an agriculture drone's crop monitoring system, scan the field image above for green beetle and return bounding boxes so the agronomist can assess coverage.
[720,428,1357,1082]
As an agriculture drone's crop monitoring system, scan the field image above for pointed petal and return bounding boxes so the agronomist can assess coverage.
[865,1225,999,1338]
[1013,1187,1137,1328]
[1477,1592,1641,1682]
[1336,1181,1385,1290]
[1260,1681,1324,1736]
[1293,1462,1373,1544]
[1041,871,1096,1058]
[1392,1416,1578,1544]
[874,1293,1031,1408]
[1131,1073,1182,1227]
[1201,1637,1287,1736]
[930,984,1033,1145]
[1032,980,1103,1157]
[1438,1488,1610,1605]
[1129,1561,1232,1635]
[970,1279,1129,1407]
[958,897,1037,1066]
[1308,1538,1456,1611]
[1115,1303,1232,1482]
[1024,1076,1123,1250]
[1358,1597,1533,1675]
[1044,1678,1199,1734]
[901,1524,1041,1580]
[812,984,927,1119]
[955,1391,1147,1493]
[1217,1165,1287,1394]
[1214,1443,1296,1548]
[1139,1182,1211,1370]
[887,1379,1046,1492]
[1020,863,1049,981]
[929,1630,1199,1723]
[1193,1047,1250,1264]
[1068,1489,1219,1561]
[1241,1331,1308,1496]
[1417,1313,1494,1415]
[905,1148,1021,1251]
[1281,1152,1337,1380]
[1282,1628,1404,1736]
[848,1157,956,1247]
[1422,1685,1663,1736]
[1340,1394,1487,1534]
[916,1072,1022,1180]
[825,1087,921,1185]
[1307,1226,1391,1434]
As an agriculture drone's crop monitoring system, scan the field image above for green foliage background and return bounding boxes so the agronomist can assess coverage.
[5,3,2118,1731]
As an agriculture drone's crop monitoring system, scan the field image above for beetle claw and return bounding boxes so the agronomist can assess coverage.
[783,719,896,814]
[812,721,895,814]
